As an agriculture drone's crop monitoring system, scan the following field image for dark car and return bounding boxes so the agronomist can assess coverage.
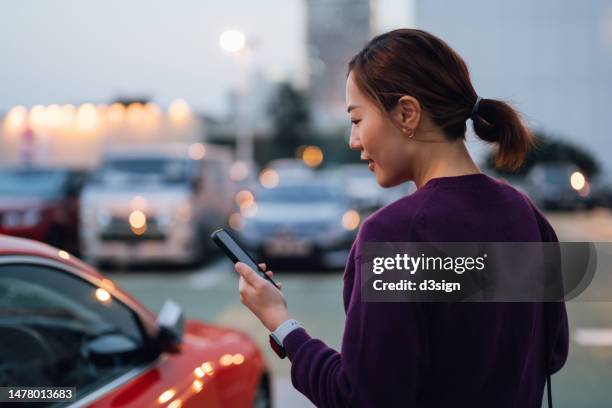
[0,167,88,255]
[235,179,361,270]
[524,163,590,210]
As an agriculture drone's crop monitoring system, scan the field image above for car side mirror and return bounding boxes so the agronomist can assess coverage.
[156,299,184,353]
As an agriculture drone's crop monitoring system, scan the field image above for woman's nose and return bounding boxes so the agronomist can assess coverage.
[349,133,362,150]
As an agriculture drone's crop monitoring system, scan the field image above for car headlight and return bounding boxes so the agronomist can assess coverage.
[3,209,41,228]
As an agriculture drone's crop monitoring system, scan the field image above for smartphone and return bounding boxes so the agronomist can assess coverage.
[210,228,281,290]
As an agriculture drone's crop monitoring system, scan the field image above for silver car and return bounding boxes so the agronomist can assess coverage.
[80,144,235,267]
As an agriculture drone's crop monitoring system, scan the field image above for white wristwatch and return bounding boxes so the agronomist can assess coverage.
[269,319,301,359]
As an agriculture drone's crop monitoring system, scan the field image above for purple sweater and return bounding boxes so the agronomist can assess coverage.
[283,173,569,407]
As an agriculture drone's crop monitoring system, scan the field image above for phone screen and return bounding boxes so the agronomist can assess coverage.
[216,230,261,271]
[211,229,280,288]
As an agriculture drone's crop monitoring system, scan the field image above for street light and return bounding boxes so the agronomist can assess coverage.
[219,30,246,53]
[219,29,255,169]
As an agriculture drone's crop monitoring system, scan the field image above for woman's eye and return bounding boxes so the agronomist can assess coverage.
[351,119,361,125]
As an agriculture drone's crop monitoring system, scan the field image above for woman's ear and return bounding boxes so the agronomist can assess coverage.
[392,95,421,131]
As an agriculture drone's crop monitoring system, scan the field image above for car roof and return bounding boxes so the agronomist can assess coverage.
[0,234,103,278]
[267,178,344,188]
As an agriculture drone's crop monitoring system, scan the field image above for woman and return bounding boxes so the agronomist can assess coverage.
[234,29,569,407]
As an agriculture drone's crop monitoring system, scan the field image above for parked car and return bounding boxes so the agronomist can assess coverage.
[584,172,612,209]
[329,164,382,211]
[235,179,361,269]
[524,163,590,210]
[0,167,88,255]
[0,234,271,407]
[329,164,415,212]
[80,144,235,266]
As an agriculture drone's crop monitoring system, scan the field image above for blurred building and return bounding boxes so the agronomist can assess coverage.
[415,0,612,174]
[0,100,205,169]
[306,0,374,132]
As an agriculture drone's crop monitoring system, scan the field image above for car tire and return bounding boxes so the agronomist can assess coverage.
[253,373,272,408]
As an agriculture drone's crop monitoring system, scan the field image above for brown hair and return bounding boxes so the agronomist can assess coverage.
[348,28,533,170]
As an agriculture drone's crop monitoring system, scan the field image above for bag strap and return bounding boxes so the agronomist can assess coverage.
[544,303,553,408]
[546,373,552,407]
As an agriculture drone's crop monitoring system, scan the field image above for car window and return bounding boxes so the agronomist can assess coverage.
[93,158,194,185]
[256,184,343,203]
[0,264,153,405]
[0,169,68,198]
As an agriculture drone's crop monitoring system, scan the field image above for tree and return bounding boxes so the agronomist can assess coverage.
[485,131,600,177]
[267,82,311,157]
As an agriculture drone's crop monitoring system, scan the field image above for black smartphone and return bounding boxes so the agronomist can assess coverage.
[210,228,281,290]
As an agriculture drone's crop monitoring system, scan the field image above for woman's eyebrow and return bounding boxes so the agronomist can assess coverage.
[347,104,361,113]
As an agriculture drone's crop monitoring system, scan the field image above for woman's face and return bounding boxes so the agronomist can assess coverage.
[346,71,414,188]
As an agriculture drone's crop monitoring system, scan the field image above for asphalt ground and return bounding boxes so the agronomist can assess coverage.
[109,209,612,407]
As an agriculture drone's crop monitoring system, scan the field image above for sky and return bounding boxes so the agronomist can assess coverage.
[0,0,413,116]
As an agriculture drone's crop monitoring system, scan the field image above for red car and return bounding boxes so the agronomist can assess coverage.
[0,235,272,407]
[0,167,88,255]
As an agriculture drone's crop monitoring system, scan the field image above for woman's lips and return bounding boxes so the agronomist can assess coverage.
[368,160,375,171]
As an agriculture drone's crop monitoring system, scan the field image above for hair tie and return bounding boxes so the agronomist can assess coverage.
[470,96,482,120]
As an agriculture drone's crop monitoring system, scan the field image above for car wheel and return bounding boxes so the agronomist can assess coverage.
[253,373,272,408]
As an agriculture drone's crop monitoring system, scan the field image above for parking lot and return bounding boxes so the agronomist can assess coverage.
[107,210,612,408]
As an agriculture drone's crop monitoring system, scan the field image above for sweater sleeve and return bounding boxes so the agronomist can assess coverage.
[282,253,429,408]
[530,202,570,374]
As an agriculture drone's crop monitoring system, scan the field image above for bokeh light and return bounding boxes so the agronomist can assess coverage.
[260,168,279,188]
[189,143,206,160]
[3,105,27,133]
[341,210,360,231]
[95,288,111,303]
[235,190,254,209]
[219,30,246,53]
[168,99,191,124]
[570,171,586,191]
[75,104,99,131]
[302,145,324,167]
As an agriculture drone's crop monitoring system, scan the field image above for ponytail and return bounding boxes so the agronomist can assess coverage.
[471,98,534,171]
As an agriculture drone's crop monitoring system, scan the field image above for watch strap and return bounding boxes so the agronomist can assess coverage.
[272,319,302,344]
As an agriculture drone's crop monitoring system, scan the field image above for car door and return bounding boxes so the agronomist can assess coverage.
[0,258,157,407]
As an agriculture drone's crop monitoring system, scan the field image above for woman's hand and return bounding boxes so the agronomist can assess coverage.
[234,262,291,332]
